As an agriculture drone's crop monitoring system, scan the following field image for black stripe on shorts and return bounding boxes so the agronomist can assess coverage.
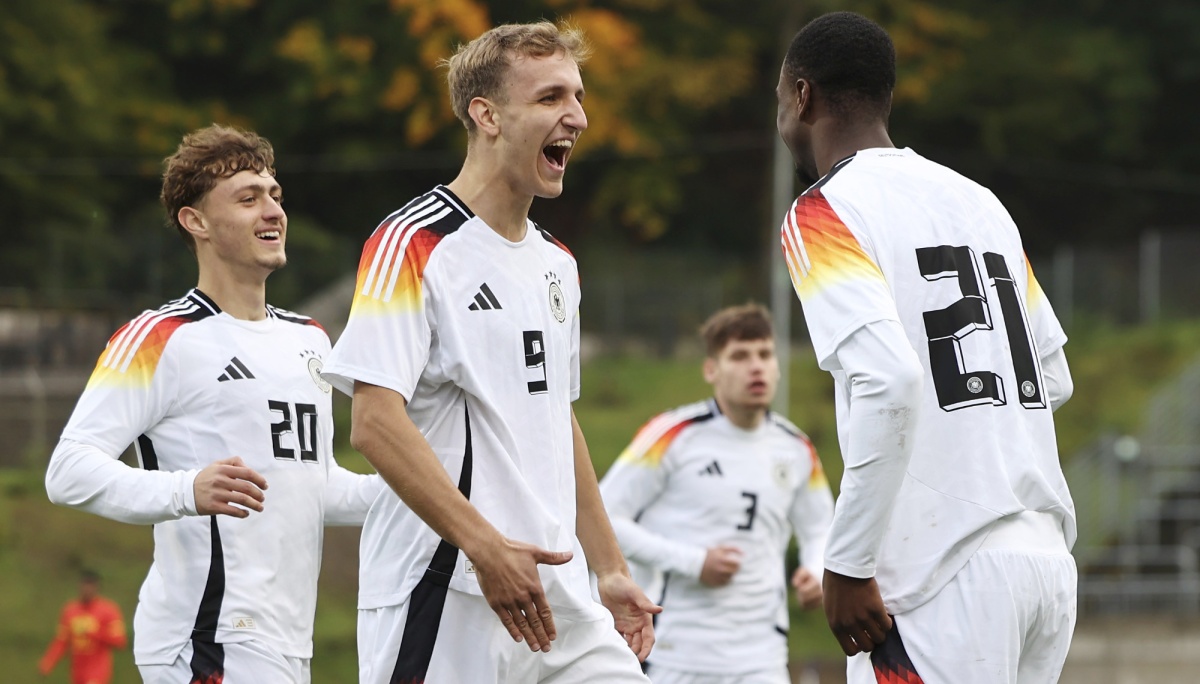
[391,402,474,684]
[870,622,926,683]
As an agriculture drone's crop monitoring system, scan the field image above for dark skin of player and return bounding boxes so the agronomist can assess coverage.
[775,66,898,657]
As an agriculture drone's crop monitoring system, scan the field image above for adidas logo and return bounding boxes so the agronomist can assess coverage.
[217,357,256,382]
[468,283,502,311]
[698,460,723,477]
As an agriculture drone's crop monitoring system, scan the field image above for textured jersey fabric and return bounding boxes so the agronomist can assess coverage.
[323,186,602,621]
[600,399,834,674]
[780,147,1075,614]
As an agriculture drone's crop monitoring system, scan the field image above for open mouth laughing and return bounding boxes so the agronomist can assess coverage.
[543,139,573,171]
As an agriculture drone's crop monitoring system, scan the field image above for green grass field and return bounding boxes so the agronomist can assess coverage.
[5,319,1200,682]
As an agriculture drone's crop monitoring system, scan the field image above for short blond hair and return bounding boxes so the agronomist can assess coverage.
[443,21,591,131]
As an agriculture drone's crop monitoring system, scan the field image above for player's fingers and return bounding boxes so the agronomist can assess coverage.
[834,631,861,656]
[493,605,524,643]
[523,606,552,652]
[221,480,265,509]
[534,598,557,642]
[638,625,656,662]
[532,548,573,566]
[851,626,880,652]
[211,502,250,519]
[224,465,269,491]
[511,606,541,652]
[223,490,265,513]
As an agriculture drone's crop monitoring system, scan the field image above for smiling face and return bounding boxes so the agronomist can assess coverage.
[704,337,780,416]
[183,169,287,279]
[491,50,587,199]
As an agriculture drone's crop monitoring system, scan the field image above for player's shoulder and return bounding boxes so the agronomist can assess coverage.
[619,400,719,464]
[532,222,575,261]
[767,412,815,449]
[100,290,219,370]
[368,185,475,252]
[388,185,473,232]
[266,304,327,335]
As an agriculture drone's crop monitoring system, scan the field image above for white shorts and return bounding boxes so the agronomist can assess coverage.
[644,663,790,684]
[359,587,650,684]
[138,638,310,684]
[847,514,1077,684]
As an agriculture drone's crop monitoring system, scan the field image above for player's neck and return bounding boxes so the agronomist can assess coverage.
[716,397,767,431]
[447,163,533,243]
[195,268,269,321]
[814,120,894,177]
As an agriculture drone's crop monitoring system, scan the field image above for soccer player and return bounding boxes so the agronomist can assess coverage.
[600,303,835,684]
[44,124,382,683]
[39,569,127,684]
[322,20,659,684]
[775,12,1078,684]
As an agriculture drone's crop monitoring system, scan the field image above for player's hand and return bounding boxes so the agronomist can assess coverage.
[596,572,662,662]
[470,537,572,654]
[699,544,742,587]
[791,567,823,610]
[823,569,892,656]
[193,457,268,518]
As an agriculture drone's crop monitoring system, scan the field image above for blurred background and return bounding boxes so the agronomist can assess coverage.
[2,0,1199,681]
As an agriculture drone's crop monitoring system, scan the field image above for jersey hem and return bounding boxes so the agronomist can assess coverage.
[321,364,415,402]
[814,313,900,370]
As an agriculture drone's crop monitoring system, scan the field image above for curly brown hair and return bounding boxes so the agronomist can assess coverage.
[160,124,276,251]
[443,21,591,132]
[699,303,775,357]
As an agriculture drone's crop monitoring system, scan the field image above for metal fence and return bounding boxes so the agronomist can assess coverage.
[1070,359,1200,616]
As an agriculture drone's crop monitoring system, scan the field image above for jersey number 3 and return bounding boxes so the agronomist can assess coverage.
[916,245,1045,412]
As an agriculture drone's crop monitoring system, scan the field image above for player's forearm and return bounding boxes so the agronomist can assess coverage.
[571,412,631,579]
[824,321,923,578]
[609,516,707,578]
[45,438,197,524]
[349,382,501,557]
[323,464,384,526]
[793,488,835,575]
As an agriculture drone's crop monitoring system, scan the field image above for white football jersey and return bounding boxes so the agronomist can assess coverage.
[322,186,602,620]
[48,289,381,664]
[780,147,1076,614]
[599,399,834,674]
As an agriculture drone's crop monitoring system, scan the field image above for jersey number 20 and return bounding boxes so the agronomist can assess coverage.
[916,245,1045,412]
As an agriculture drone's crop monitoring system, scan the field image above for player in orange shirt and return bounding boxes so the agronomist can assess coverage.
[39,570,127,684]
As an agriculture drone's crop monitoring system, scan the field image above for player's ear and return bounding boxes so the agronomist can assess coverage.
[795,77,815,122]
[469,97,501,137]
[177,206,208,243]
[702,356,718,384]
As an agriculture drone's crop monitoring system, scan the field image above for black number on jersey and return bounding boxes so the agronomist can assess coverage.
[737,491,758,531]
[916,245,1045,412]
[523,330,548,395]
[268,400,319,463]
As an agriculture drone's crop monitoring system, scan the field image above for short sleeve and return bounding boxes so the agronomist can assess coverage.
[781,189,900,370]
[1022,254,1068,357]
[323,224,446,400]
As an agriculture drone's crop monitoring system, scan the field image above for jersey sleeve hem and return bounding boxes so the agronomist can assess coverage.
[321,364,414,402]
[823,558,875,579]
[813,313,900,370]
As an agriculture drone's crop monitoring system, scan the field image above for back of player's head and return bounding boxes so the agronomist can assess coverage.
[443,21,592,132]
[160,124,276,252]
[80,568,100,584]
[700,303,774,358]
[783,11,895,120]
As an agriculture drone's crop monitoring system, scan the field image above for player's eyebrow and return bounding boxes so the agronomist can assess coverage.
[230,181,281,197]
